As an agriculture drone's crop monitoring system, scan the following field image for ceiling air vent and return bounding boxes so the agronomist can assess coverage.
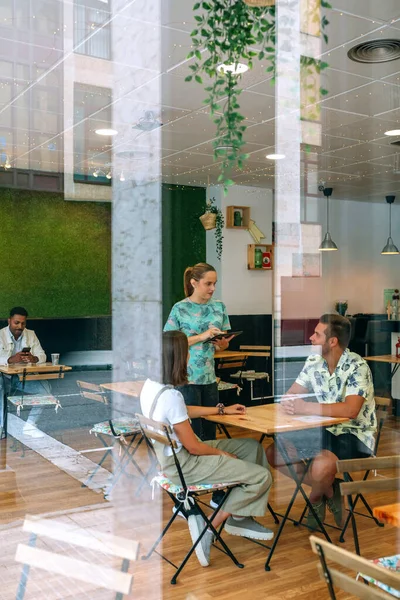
[347,39,400,63]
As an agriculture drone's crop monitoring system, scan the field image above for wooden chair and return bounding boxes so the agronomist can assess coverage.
[239,345,271,402]
[4,366,66,438]
[15,515,139,600]
[216,352,247,382]
[337,455,400,555]
[135,412,244,584]
[338,396,392,542]
[77,381,148,496]
[310,535,400,599]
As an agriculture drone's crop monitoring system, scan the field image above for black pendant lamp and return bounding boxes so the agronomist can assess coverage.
[319,187,338,251]
[381,196,399,255]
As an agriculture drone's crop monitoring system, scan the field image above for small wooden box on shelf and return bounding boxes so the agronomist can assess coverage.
[226,206,250,229]
[247,244,273,270]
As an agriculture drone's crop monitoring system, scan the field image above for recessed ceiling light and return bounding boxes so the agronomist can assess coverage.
[95,128,118,136]
[217,62,249,75]
[266,153,285,160]
[384,129,400,136]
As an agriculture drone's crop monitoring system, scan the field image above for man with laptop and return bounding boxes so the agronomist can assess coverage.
[0,306,50,433]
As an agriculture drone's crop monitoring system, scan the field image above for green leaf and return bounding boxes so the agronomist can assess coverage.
[320,62,329,70]
[320,88,329,96]
[193,2,200,9]
[195,74,203,84]
[195,50,202,60]
[184,75,193,82]
[194,15,203,22]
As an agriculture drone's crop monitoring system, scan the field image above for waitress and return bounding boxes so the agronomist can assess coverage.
[164,262,232,440]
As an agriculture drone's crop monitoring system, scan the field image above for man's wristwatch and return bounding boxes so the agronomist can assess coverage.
[216,403,225,415]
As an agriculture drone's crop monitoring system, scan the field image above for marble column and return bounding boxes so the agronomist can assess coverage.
[111,0,162,595]
[274,0,302,347]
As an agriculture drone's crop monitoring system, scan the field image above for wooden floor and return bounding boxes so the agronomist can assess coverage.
[0,418,399,599]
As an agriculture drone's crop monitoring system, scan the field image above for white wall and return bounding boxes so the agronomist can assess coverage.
[207,185,274,315]
[322,198,400,315]
[282,197,400,318]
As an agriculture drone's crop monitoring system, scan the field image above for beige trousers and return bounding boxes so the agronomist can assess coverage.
[159,438,272,517]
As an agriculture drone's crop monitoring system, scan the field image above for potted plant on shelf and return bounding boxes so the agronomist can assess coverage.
[199,197,224,259]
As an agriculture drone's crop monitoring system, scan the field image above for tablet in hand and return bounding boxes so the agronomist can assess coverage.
[204,331,243,343]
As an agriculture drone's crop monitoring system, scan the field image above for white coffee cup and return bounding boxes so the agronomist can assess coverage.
[51,353,60,366]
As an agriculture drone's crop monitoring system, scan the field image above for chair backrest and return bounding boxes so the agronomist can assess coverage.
[135,413,177,449]
[77,380,109,405]
[337,455,400,496]
[16,516,138,597]
[216,354,247,372]
[135,413,187,492]
[19,366,66,384]
[309,535,400,599]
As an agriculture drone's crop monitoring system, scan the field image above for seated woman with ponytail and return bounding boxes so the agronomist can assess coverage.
[140,330,274,568]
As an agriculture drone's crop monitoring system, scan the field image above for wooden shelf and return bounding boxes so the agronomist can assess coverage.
[226,206,250,229]
[247,244,273,270]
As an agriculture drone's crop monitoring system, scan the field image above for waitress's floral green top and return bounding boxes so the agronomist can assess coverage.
[164,298,230,385]
[296,349,376,451]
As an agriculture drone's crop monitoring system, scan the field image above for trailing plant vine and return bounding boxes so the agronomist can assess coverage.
[186,0,331,192]
[200,197,224,259]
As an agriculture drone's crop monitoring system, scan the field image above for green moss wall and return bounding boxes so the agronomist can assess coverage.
[0,185,205,321]
[162,184,206,322]
[0,189,111,318]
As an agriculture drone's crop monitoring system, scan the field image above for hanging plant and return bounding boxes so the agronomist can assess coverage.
[186,0,331,191]
[199,197,224,259]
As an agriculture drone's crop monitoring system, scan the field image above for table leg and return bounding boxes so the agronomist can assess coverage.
[263,433,331,571]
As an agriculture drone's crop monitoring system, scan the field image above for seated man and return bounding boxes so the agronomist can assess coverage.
[266,313,376,529]
[0,306,50,432]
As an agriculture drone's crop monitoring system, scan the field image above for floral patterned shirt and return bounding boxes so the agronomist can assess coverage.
[296,349,376,451]
[164,298,230,385]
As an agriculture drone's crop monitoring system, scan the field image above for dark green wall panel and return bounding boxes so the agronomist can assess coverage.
[0,189,111,318]
[162,184,206,322]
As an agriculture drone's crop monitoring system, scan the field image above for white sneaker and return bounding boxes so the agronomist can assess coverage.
[187,513,214,567]
[172,505,187,520]
[225,516,274,541]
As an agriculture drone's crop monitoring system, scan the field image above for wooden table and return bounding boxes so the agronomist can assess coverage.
[0,363,72,376]
[373,503,400,527]
[101,381,144,398]
[207,404,349,571]
[215,350,270,359]
[364,354,400,380]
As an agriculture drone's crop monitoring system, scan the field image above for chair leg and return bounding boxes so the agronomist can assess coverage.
[16,532,37,600]
[115,558,130,600]
[268,503,280,524]
[142,497,184,560]
[171,489,244,584]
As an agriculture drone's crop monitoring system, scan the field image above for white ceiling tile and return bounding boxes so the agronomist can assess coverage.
[329,1,400,23]
[322,81,400,116]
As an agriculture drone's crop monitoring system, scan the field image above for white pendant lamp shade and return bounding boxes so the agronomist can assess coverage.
[381,196,399,255]
[319,187,338,252]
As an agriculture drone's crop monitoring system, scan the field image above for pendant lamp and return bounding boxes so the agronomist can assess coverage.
[319,187,338,251]
[381,195,399,255]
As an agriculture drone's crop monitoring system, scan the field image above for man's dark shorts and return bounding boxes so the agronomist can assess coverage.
[280,429,372,461]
